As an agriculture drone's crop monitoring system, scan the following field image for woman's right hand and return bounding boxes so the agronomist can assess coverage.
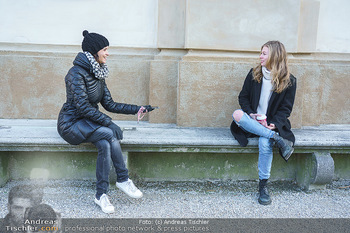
[249,113,259,121]
[139,105,155,113]
[250,113,270,128]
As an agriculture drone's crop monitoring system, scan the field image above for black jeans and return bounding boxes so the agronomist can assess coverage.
[86,126,129,199]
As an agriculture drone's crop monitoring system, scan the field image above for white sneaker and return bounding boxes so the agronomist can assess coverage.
[116,178,143,198]
[94,194,115,213]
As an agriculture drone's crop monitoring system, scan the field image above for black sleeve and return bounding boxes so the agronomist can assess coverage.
[100,81,140,115]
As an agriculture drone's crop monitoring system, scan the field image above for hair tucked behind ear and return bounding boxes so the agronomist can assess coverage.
[253,41,291,93]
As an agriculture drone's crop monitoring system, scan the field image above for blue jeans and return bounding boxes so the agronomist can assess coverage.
[86,126,129,199]
[233,111,275,180]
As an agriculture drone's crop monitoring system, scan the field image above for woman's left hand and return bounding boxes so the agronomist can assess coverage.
[266,123,276,130]
[107,122,123,140]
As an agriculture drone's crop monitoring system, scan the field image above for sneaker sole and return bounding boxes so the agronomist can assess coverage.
[94,199,115,214]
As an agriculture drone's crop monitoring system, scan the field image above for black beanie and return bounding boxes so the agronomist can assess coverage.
[81,30,109,55]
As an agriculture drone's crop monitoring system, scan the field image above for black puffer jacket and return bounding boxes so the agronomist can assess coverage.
[57,52,139,145]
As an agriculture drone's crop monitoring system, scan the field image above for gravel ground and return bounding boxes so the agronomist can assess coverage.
[1,179,349,219]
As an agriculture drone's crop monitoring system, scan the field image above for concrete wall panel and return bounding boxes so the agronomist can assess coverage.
[185,0,300,51]
[176,51,259,127]
[0,46,158,121]
[158,0,186,48]
[0,0,158,48]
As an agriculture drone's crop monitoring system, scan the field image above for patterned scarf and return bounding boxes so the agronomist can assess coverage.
[84,51,109,80]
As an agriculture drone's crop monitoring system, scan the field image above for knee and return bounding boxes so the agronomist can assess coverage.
[101,127,114,138]
[95,140,111,151]
[110,138,122,150]
[232,109,244,122]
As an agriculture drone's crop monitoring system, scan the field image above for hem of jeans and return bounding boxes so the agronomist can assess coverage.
[116,177,129,183]
[96,192,105,200]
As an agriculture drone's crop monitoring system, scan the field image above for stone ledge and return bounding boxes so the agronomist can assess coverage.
[1,119,349,151]
[0,119,349,190]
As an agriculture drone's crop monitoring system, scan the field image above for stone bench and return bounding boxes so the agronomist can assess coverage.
[0,119,349,190]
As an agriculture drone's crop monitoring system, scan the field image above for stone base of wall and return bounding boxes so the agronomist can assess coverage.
[1,43,350,128]
[1,151,349,186]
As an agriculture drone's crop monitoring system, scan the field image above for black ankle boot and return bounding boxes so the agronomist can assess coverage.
[272,133,294,162]
[258,179,271,205]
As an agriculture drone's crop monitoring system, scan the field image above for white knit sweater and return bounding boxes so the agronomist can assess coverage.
[257,66,273,115]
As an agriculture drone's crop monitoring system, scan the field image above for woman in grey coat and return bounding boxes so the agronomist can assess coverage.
[57,30,154,213]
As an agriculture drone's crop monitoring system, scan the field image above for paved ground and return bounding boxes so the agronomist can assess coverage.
[1,179,349,219]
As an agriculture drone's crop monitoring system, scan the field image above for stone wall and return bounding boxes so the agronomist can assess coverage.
[1,45,349,127]
[1,0,350,127]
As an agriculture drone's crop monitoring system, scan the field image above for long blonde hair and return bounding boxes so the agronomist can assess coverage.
[253,41,291,93]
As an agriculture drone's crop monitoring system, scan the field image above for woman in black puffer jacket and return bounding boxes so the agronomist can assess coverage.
[57,30,154,214]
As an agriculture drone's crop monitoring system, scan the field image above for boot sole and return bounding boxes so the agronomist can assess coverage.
[258,198,272,205]
[282,147,294,162]
[284,147,294,161]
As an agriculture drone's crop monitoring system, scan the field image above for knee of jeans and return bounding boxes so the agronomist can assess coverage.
[103,127,114,137]
[110,138,122,150]
[95,139,111,151]
[232,109,244,122]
